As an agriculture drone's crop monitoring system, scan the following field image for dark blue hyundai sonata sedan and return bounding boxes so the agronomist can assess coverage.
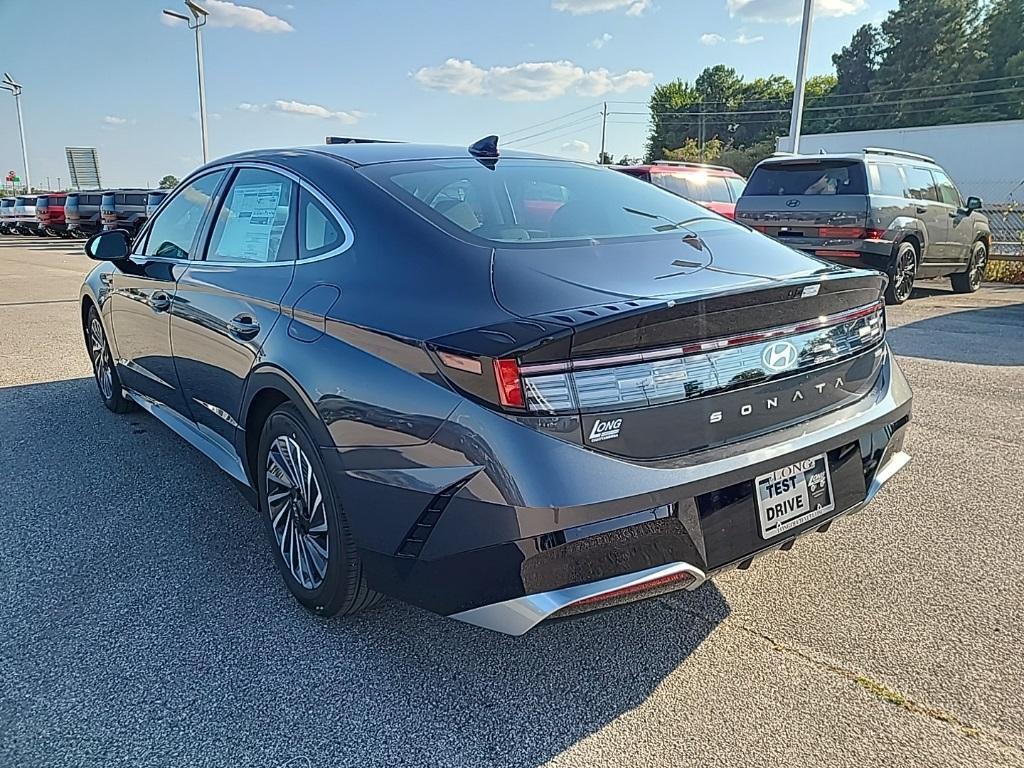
[79,137,912,634]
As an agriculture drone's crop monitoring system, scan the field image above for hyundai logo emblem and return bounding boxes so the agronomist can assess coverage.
[762,340,799,372]
[786,199,801,208]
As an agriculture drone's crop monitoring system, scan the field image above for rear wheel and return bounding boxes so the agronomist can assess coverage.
[257,403,381,618]
[951,241,987,293]
[884,241,918,305]
[86,306,132,413]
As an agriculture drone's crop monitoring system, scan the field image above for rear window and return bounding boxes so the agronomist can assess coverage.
[82,194,101,206]
[1,200,13,209]
[117,193,147,206]
[365,159,713,244]
[745,161,867,196]
[651,171,732,204]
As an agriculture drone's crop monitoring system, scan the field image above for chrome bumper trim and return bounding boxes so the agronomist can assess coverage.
[449,561,706,636]
[866,450,911,503]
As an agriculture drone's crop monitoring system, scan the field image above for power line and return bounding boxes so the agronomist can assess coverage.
[502,103,602,138]
[612,84,1024,119]
[603,73,1024,108]
[504,113,602,145]
[511,118,604,149]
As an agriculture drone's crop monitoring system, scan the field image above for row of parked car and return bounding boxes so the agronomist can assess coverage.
[0,189,169,238]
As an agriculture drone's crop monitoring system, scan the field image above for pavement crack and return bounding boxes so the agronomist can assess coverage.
[659,599,1024,760]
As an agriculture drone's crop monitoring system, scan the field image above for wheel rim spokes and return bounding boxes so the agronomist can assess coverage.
[89,317,113,399]
[266,435,329,590]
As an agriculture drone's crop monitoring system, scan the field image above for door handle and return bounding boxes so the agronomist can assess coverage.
[916,206,927,214]
[227,314,261,340]
[149,291,171,312]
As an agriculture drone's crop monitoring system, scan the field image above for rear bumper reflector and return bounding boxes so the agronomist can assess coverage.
[449,562,706,635]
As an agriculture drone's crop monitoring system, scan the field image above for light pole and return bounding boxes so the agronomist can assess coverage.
[786,0,815,155]
[163,0,210,163]
[1,72,32,193]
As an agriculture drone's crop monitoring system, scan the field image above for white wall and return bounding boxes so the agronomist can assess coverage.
[780,120,1024,204]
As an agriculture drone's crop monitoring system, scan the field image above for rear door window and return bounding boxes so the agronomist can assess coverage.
[143,171,226,259]
[206,168,297,263]
[903,166,939,202]
[744,161,867,196]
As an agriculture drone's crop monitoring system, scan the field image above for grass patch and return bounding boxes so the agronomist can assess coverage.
[985,259,1024,284]
[854,674,907,706]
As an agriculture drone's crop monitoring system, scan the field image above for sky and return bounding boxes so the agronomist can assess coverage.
[0,0,899,189]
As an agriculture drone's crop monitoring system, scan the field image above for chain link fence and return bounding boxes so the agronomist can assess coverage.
[986,204,1024,260]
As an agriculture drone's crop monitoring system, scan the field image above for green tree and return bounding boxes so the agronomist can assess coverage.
[872,0,986,125]
[644,79,701,162]
[158,175,179,189]
[979,0,1024,118]
[662,137,725,164]
[830,24,880,131]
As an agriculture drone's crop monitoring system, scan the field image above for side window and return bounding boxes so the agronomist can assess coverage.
[207,168,297,263]
[143,171,225,259]
[932,170,961,207]
[299,188,345,259]
[726,177,747,201]
[869,163,907,198]
[903,166,938,202]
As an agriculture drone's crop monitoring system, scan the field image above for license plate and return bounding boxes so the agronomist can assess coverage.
[755,454,835,539]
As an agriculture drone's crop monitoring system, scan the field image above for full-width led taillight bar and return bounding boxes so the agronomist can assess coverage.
[518,300,885,414]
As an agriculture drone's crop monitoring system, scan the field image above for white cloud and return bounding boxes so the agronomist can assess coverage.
[589,32,613,49]
[162,0,293,32]
[700,33,726,46]
[414,58,653,101]
[103,115,127,125]
[726,0,865,23]
[237,100,362,123]
[560,139,591,156]
[733,32,764,44]
[552,0,650,16]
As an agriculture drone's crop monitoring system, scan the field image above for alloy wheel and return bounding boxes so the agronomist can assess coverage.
[892,247,916,303]
[88,316,114,400]
[265,435,329,590]
[970,246,987,289]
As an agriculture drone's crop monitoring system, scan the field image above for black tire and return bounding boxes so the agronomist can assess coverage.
[85,306,132,413]
[951,240,987,294]
[257,403,381,618]
[884,241,918,305]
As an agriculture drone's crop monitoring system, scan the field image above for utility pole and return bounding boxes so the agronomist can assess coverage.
[786,0,815,155]
[1,73,32,193]
[698,102,705,162]
[599,101,608,164]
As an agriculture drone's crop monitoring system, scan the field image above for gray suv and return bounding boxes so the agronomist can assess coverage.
[735,148,991,304]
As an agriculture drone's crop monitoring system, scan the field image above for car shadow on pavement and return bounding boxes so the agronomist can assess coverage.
[887,301,1024,365]
[0,377,730,768]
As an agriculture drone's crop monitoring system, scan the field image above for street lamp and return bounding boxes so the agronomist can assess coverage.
[786,0,815,155]
[0,72,32,193]
[163,0,210,163]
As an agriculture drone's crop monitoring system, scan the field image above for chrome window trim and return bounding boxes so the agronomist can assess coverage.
[133,167,230,261]
[197,161,354,268]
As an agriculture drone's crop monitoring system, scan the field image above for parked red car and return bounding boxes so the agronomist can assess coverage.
[613,162,747,219]
[35,193,68,237]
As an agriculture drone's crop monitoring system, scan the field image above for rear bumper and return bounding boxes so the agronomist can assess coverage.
[783,237,894,272]
[328,345,912,633]
[454,447,910,635]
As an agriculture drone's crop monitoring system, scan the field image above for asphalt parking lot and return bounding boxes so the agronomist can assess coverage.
[1,235,1022,768]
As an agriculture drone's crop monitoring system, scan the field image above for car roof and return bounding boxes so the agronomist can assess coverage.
[758,151,939,167]
[217,142,571,168]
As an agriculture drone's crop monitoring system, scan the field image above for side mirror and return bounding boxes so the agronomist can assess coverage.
[965,196,983,212]
[85,229,131,261]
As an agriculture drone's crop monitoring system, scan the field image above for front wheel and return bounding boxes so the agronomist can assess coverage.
[257,403,381,618]
[884,242,918,305]
[951,241,987,294]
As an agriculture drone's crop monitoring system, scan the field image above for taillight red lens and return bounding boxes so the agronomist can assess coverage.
[865,228,886,240]
[819,227,866,238]
[493,358,524,408]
